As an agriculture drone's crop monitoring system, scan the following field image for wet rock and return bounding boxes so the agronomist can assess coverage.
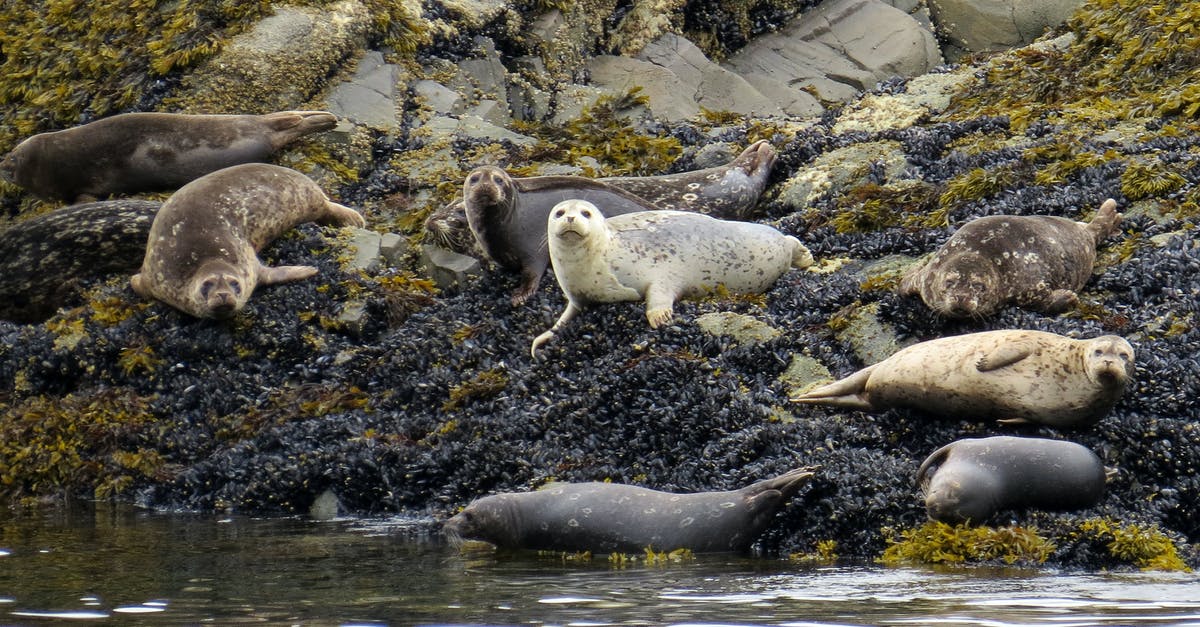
[834,301,906,365]
[326,51,403,131]
[832,71,974,134]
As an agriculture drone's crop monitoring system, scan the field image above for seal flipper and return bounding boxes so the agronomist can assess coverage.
[644,283,676,328]
[1083,198,1122,245]
[531,301,582,358]
[318,201,366,228]
[742,467,818,500]
[975,341,1034,371]
[915,442,955,490]
[511,265,546,306]
[1034,288,1079,313]
[789,365,878,410]
[130,273,150,298]
[258,263,319,286]
[262,110,338,134]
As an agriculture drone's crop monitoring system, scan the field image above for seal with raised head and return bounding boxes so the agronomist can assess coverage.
[463,166,662,305]
[1,111,338,203]
[130,163,365,319]
[917,436,1107,525]
[0,199,161,323]
[791,329,1134,429]
[898,198,1122,318]
[531,200,814,357]
[442,466,817,553]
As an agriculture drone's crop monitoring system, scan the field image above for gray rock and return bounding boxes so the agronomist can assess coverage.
[834,301,905,366]
[420,244,483,291]
[379,233,409,266]
[450,38,511,124]
[344,228,383,273]
[928,0,1084,54]
[419,115,537,146]
[777,140,911,212]
[413,80,463,115]
[325,50,402,130]
[696,312,782,345]
[691,142,738,170]
[778,353,834,398]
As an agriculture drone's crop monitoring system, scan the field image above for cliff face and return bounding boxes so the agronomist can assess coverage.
[1,0,1199,570]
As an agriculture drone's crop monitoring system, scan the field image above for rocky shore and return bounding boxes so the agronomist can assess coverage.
[1,0,1199,569]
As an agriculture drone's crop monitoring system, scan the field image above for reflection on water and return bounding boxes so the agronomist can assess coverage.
[1,504,1198,626]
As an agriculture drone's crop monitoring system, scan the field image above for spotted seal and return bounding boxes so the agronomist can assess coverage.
[791,329,1134,429]
[898,198,1122,318]
[1,111,338,203]
[531,199,814,357]
[917,436,1107,525]
[442,466,817,553]
[428,140,776,256]
[0,199,161,323]
[130,164,365,319]
[463,166,662,305]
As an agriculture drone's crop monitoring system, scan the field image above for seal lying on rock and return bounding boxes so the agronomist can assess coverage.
[898,198,1122,318]
[791,329,1134,429]
[0,199,161,323]
[917,436,1107,525]
[0,111,338,203]
[531,200,814,357]
[442,467,817,553]
[131,164,365,319]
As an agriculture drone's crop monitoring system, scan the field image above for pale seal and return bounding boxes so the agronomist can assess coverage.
[428,140,776,256]
[130,164,365,319]
[898,198,1122,318]
[791,329,1134,429]
[1,111,338,203]
[0,199,161,323]
[531,200,814,357]
[917,436,1107,525]
[463,166,662,305]
[442,466,817,553]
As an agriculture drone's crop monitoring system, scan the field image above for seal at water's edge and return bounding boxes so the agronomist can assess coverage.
[462,166,662,305]
[442,466,818,553]
[917,436,1107,525]
[791,329,1134,429]
[0,111,339,203]
[426,141,777,257]
[898,198,1122,318]
[131,163,365,319]
[531,200,814,357]
[0,200,161,323]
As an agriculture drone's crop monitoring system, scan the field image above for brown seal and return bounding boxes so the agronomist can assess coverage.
[791,329,1134,429]
[425,140,777,256]
[442,466,817,553]
[917,436,1107,525]
[0,199,161,323]
[0,111,338,203]
[898,198,1122,318]
[463,166,662,305]
[130,164,365,319]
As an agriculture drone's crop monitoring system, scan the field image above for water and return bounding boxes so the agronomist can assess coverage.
[1,505,1198,626]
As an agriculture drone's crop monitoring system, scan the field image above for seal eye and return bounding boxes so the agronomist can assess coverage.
[554,209,565,218]
[581,210,592,219]
[468,174,480,184]
[228,279,241,295]
[200,279,214,299]
[492,175,504,185]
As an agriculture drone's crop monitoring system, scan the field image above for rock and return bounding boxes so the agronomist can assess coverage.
[169,0,373,113]
[831,71,973,134]
[308,488,342,521]
[344,228,383,273]
[450,38,511,125]
[379,233,409,267]
[420,245,482,291]
[723,0,943,112]
[586,34,784,121]
[834,301,905,366]
[778,353,834,398]
[776,140,911,212]
[418,115,537,146]
[696,312,782,345]
[326,50,403,131]
[412,80,463,116]
[928,0,1085,55]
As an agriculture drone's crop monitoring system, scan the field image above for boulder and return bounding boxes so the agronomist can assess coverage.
[927,0,1084,55]
[326,51,403,131]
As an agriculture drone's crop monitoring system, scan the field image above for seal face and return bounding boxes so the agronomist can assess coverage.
[0,111,338,203]
[130,163,365,319]
[531,199,814,356]
[898,198,1122,318]
[461,166,662,306]
[0,199,161,323]
[917,436,1107,524]
[791,329,1135,429]
[442,467,816,553]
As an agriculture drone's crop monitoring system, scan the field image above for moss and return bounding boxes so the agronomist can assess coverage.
[880,521,1055,566]
[1076,518,1191,571]
[443,367,510,412]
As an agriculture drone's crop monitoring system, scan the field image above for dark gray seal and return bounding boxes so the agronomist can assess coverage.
[462,166,661,305]
[898,198,1122,318]
[0,199,161,323]
[131,164,365,319]
[425,140,777,256]
[792,329,1134,429]
[917,436,1107,525]
[0,111,338,203]
[442,467,817,553]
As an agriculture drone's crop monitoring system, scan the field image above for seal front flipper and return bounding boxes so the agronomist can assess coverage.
[257,263,319,286]
[531,301,582,358]
[644,283,676,328]
[317,201,366,228]
[1029,288,1079,314]
[511,265,545,306]
[262,110,339,138]
[789,364,878,410]
[975,341,1035,371]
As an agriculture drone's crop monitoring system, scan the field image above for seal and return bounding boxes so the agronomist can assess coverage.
[441,466,817,553]
[531,200,814,357]
[130,163,365,319]
[917,436,1107,525]
[463,166,662,305]
[898,198,1122,318]
[791,329,1134,429]
[0,111,338,203]
[428,140,776,256]
[0,199,161,323]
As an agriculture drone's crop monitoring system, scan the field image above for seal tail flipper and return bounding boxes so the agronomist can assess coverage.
[788,237,814,269]
[258,264,319,286]
[789,365,877,410]
[743,466,819,500]
[263,110,338,133]
[1084,198,1122,244]
[915,442,955,491]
